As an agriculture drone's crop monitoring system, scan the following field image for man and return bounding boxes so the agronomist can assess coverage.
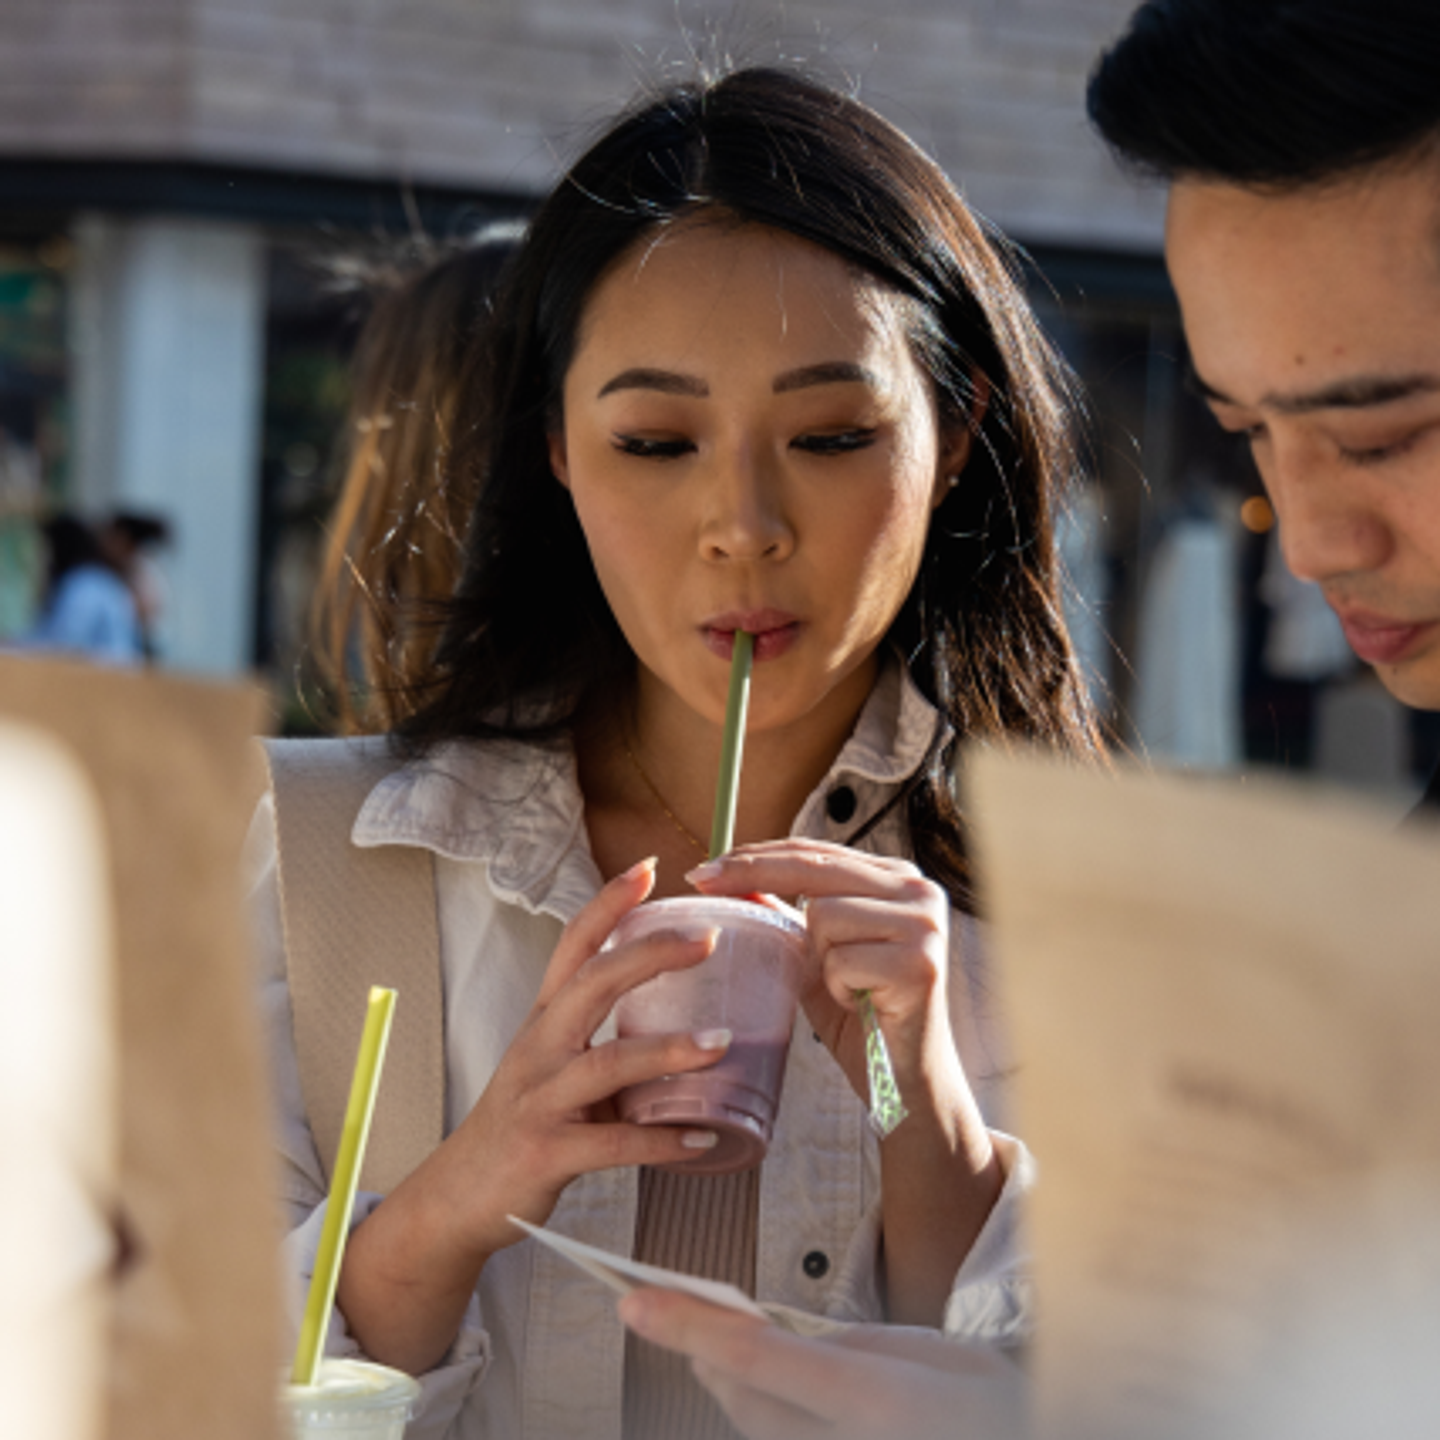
[615,2,1440,1432]
[1089,0,1440,810]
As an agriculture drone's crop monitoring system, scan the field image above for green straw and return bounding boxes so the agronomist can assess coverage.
[708,630,754,859]
[290,985,398,1387]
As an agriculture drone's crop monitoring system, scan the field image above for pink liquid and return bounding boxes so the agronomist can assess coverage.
[618,1037,792,1175]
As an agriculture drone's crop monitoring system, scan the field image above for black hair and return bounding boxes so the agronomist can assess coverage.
[42,514,109,597]
[107,511,171,549]
[397,66,1099,909]
[1088,0,1440,186]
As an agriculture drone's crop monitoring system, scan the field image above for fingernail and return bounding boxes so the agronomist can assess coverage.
[623,856,658,881]
[685,860,722,882]
[692,1027,732,1051]
[681,1129,719,1149]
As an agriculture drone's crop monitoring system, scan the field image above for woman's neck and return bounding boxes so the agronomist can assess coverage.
[576,656,878,895]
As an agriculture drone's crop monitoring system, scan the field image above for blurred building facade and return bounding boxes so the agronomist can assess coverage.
[0,0,1160,673]
[4,0,1427,788]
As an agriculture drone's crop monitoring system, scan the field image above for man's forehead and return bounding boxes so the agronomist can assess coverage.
[1166,168,1440,406]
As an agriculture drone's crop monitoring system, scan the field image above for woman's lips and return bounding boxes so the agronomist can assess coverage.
[1337,612,1437,666]
[702,612,802,662]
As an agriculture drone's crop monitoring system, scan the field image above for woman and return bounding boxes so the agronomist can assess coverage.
[309,222,522,732]
[252,65,1096,1440]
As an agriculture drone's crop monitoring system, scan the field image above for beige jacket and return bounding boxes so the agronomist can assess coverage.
[247,662,1032,1440]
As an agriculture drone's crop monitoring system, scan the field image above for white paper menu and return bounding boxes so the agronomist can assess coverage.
[966,749,1440,1440]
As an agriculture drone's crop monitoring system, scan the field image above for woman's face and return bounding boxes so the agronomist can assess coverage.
[549,218,972,739]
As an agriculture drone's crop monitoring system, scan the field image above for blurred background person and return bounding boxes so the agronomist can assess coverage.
[309,221,521,733]
[16,513,143,666]
[99,509,172,663]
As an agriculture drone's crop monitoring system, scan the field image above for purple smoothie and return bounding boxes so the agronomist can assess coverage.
[607,896,806,1176]
[617,1036,792,1174]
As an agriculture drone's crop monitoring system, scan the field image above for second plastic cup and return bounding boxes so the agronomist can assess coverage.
[610,896,807,1175]
[281,1357,420,1439]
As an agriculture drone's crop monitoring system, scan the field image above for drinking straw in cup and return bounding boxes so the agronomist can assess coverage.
[704,630,906,1138]
[709,629,753,859]
[290,986,398,1388]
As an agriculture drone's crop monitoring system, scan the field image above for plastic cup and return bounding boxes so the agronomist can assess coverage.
[281,1357,420,1439]
[610,896,807,1176]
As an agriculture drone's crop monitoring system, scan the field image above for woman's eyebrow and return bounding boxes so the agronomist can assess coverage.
[773,361,879,393]
[596,360,881,400]
[598,368,708,398]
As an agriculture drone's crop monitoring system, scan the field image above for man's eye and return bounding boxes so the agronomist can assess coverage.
[1338,436,1416,467]
[791,428,877,456]
[612,435,694,459]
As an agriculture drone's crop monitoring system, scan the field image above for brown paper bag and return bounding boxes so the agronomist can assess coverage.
[0,656,282,1440]
[0,720,116,1440]
[967,749,1440,1440]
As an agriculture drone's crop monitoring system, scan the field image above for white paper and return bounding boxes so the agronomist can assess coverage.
[508,1215,770,1319]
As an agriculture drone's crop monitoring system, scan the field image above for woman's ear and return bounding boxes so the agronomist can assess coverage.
[548,430,571,490]
[932,372,992,508]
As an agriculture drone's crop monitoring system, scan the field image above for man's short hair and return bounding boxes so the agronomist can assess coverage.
[1087,0,1440,186]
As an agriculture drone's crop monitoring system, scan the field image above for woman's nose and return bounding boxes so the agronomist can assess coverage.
[699,448,794,563]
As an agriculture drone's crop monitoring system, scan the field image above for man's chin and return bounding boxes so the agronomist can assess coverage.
[1372,656,1440,713]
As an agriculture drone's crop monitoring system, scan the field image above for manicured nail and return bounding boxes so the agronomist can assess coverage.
[624,856,658,881]
[685,860,723,882]
[692,1028,732,1051]
[681,1129,719,1149]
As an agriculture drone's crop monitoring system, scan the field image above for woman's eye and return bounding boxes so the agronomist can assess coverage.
[791,428,878,456]
[612,434,694,459]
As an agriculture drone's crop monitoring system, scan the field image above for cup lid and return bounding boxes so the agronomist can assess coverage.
[609,894,806,945]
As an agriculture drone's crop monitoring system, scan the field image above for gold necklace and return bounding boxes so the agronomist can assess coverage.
[623,740,708,857]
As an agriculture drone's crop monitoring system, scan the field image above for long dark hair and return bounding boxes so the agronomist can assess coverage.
[397,66,1100,909]
[310,224,522,733]
[1088,0,1440,186]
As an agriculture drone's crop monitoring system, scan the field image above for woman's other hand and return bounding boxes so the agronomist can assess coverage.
[618,1287,1028,1440]
[686,840,1003,1325]
[686,840,959,1118]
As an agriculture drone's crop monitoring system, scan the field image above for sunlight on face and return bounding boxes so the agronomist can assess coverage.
[548,218,971,741]
[1167,161,1440,710]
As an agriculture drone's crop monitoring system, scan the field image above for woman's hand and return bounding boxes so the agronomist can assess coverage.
[685,840,956,1107]
[444,856,734,1257]
[336,857,734,1372]
[686,840,1004,1325]
[618,1288,1028,1440]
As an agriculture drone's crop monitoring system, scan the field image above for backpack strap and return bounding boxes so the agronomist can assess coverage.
[261,737,444,1194]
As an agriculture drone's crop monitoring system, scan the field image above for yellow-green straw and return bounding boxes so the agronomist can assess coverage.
[709,630,754,859]
[290,985,398,1387]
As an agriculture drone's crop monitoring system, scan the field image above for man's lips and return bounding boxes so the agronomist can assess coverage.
[1334,609,1437,666]
[702,610,801,661]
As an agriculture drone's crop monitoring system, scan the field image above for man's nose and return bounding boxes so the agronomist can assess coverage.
[1263,443,1393,586]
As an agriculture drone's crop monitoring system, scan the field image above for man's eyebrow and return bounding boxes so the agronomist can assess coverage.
[772,361,879,394]
[597,368,708,399]
[1184,360,1440,413]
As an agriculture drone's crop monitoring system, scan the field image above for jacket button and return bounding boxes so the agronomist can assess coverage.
[802,1250,830,1279]
[825,786,857,824]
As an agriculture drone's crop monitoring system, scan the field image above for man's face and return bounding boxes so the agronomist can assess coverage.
[1166,159,1440,710]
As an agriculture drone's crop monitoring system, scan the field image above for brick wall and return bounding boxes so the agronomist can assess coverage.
[0,0,1163,249]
